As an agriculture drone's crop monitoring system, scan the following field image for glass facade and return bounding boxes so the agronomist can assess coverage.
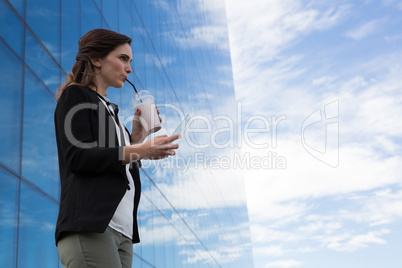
[0,0,254,267]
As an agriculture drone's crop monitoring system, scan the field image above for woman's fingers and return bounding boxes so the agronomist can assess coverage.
[151,135,180,147]
[157,143,179,150]
[165,134,181,143]
[144,134,180,159]
[151,141,179,151]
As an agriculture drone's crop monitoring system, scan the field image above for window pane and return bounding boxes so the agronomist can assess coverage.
[22,67,59,199]
[26,0,61,63]
[102,0,118,31]
[18,183,59,267]
[0,0,24,57]
[25,29,60,94]
[7,0,24,19]
[164,225,176,268]
[118,0,133,38]
[154,214,167,267]
[0,168,19,268]
[61,0,80,73]
[136,194,156,266]
[133,254,155,268]
[101,18,110,30]
[81,0,101,34]
[0,39,23,173]
[93,0,101,10]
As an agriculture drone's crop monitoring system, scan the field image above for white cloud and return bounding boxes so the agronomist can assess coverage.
[167,0,230,51]
[345,18,384,40]
[225,0,350,82]
[243,139,402,215]
[140,160,249,211]
[189,92,214,100]
[171,25,230,50]
[152,0,171,12]
[312,76,337,86]
[353,189,402,226]
[245,185,402,255]
[253,245,287,256]
[385,33,402,42]
[180,245,248,265]
[265,260,302,268]
[144,53,176,67]
[326,229,389,252]
[298,220,342,234]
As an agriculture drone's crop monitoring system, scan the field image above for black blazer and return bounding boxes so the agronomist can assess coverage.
[54,85,141,245]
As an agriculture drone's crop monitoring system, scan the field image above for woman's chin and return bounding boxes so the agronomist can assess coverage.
[113,81,125,88]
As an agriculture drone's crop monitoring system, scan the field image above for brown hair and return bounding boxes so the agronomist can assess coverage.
[56,29,132,100]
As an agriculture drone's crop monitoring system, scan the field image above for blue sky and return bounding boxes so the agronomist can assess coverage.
[220,0,402,267]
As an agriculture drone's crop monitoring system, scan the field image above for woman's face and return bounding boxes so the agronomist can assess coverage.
[95,43,132,90]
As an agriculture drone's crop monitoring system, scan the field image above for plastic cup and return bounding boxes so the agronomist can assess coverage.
[131,90,161,134]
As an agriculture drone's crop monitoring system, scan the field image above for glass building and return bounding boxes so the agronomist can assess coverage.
[0,0,254,267]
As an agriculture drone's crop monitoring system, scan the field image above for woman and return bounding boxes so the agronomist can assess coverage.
[54,29,179,268]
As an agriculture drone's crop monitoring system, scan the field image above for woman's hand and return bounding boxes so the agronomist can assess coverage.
[122,134,180,164]
[131,105,162,143]
[141,134,180,159]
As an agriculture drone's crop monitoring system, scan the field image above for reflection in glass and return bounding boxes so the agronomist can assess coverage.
[61,0,80,73]
[25,29,60,94]
[18,183,59,267]
[102,0,118,30]
[118,0,132,38]
[26,0,61,63]
[0,168,19,268]
[0,0,24,57]
[7,0,24,19]
[22,67,59,199]
[81,0,101,35]
[0,40,23,173]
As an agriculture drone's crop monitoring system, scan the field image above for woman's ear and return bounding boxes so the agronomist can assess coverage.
[90,58,102,68]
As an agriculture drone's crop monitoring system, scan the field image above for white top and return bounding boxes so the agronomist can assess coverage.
[98,96,134,239]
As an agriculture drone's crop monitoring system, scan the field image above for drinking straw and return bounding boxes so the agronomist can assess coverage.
[126,78,143,103]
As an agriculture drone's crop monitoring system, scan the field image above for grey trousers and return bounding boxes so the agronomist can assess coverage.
[57,227,133,268]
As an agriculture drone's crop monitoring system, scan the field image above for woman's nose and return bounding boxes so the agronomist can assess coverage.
[126,64,132,74]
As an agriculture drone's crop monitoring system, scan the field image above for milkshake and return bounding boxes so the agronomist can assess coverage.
[131,90,161,134]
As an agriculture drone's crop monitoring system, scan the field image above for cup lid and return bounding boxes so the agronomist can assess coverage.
[133,90,154,102]
[131,90,155,109]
